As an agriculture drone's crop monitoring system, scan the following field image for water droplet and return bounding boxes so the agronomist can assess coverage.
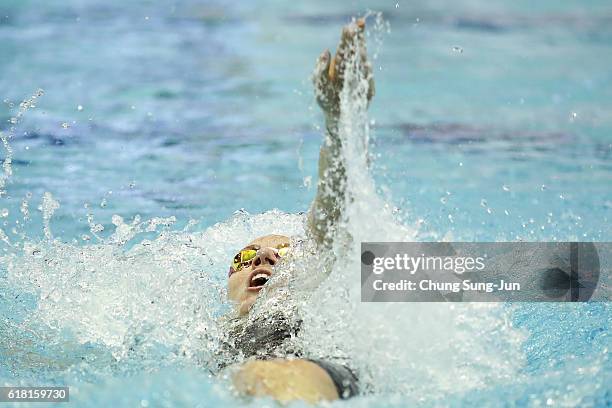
[541,184,547,191]
[569,112,577,122]
[61,122,70,129]
[502,184,510,192]
[100,199,107,208]
[302,176,312,188]
[504,210,510,216]
[112,214,124,226]
[480,199,488,207]
[486,208,492,214]
[395,3,399,8]
[440,196,447,204]
[448,214,454,223]
[452,46,463,53]
[0,208,8,217]
[90,223,104,233]
[77,105,83,111]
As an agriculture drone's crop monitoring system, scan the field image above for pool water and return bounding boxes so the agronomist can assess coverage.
[0,0,610,407]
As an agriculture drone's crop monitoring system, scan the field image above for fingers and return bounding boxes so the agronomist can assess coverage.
[356,17,365,30]
[314,49,331,84]
[333,24,357,82]
[312,17,375,114]
[333,19,369,84]
[354,18,375,102]
[328,54,337,82]
[313,49,335,111]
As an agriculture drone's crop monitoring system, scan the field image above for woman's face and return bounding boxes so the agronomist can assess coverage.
[227,234,290,316]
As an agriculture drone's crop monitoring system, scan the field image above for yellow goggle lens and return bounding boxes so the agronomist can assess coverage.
[232,249,257,271]
[229,245,291,276]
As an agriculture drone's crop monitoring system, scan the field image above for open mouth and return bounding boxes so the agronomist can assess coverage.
[248,268,272,290]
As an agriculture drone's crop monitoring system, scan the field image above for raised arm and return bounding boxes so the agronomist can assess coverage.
[307,18,375,247]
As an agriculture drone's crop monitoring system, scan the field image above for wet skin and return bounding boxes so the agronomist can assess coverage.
[228,17,373,404]
[227,233,341,404]
[227,234,290,316]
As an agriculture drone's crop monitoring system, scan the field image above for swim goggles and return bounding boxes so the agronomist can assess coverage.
[229,244,290,276]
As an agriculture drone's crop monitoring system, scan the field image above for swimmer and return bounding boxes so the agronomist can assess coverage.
[224,18,374,404]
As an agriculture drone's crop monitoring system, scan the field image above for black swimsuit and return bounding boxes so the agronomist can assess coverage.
[222,311,359,399]
[307,358,359,399]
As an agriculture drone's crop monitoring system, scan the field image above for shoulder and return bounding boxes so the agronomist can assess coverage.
[307,359,359,399]
[231,358,339,403]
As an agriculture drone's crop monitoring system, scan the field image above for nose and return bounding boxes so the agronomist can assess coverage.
[251,247,279,268]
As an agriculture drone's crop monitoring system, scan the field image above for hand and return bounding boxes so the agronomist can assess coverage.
[313,18,375,116]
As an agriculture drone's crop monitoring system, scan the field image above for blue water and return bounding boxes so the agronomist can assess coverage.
[0,0,610,407]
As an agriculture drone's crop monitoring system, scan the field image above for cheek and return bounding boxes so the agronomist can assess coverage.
[228,270,249,301]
